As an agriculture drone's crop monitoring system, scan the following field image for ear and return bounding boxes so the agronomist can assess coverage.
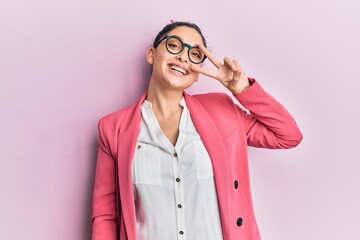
[146,47,155,65]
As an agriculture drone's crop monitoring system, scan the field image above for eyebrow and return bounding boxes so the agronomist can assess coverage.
[172,35,200,47]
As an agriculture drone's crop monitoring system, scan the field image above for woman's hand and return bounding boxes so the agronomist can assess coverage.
[191,44,251,95]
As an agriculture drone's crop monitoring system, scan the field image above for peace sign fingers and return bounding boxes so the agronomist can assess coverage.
[191,64,218,80]
[198,44,222,69]
[191,44,251,94]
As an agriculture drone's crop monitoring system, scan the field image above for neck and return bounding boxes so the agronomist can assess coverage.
[146,79,184,117]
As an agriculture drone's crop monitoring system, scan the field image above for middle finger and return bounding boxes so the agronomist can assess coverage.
[224,57,237,72]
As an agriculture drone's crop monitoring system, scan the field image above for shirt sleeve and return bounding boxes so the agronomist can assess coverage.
[231,78,303,149]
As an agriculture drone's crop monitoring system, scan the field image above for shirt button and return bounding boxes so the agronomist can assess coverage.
[234,180,239,189]
[137,145,141,149]
[176,178,180,182]
[173,152,178,157]
[237,217,243,226]
[179,231,184,235]
[177,204,182,208]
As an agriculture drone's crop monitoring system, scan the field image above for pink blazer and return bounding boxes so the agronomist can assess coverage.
[91,79,303,240]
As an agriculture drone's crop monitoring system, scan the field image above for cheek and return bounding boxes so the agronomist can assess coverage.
[153,53,171,68]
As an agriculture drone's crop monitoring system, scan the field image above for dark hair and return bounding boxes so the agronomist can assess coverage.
[152,21,207,48]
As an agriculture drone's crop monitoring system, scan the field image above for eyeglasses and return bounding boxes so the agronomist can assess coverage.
[154,35,206,64]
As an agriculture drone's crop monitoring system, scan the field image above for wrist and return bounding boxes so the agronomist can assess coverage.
[234,78,251,94]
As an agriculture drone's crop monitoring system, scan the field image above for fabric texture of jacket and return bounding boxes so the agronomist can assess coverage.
[91,79,303,240]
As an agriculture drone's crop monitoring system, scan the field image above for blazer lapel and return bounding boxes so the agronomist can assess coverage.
[116,92,147,240]
[185,92,231,240]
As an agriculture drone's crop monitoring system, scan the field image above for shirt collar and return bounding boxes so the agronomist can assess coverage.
[143,97,186,108]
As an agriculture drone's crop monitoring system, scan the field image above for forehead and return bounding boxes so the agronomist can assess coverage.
[166,26,203,46]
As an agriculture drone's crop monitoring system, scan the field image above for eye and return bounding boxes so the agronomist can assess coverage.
[190,48,204,60]
[168,43,180,49]
[167,37,182,51]
[191,52,201,59]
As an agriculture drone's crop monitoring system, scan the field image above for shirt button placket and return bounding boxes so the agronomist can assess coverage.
[173,151,185,239]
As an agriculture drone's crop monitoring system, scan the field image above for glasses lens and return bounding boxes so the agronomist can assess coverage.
[166,37,183,54]
[189,47,205,64]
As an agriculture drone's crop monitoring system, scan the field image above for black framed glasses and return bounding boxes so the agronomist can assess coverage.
[154,35,207,64]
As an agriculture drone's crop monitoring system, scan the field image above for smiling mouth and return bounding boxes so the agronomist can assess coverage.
[169,65,188,75]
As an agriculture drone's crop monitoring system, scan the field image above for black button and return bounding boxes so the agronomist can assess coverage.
[237,217,243,226]
[234,180,239,189]
[176,178,180,182]
[173,152,178,157]
[137,145,141,149]
[177,204,182,208]
[179,231,184,235]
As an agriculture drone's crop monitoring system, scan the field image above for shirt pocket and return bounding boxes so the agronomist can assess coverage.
[193,139,214,180]
[134,143,162,185]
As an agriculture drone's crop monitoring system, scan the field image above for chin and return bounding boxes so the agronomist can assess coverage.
[166,75,196,90]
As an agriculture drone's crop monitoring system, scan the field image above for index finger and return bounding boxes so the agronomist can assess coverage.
[199,44,222,69]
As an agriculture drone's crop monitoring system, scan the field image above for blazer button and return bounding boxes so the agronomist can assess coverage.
[234,180,239,189]
[237,217,243,226]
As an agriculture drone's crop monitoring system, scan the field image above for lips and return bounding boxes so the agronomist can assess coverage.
[169,64,188,75]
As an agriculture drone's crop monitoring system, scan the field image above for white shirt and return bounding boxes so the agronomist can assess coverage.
[132,98,223,240]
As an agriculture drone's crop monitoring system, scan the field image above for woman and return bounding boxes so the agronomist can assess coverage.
[91,21,303,240]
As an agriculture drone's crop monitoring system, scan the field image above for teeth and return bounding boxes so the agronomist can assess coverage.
[170,65,187,75]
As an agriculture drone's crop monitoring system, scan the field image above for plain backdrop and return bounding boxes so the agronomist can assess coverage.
[1,0,359,239]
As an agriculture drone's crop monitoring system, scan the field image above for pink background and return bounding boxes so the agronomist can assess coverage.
[1,0,359,239]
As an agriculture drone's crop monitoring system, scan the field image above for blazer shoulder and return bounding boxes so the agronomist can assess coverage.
[191,92,240,115]
[189,92,244,139]
[97,93,145,138]
[97,106,133,139]
[99,108,128,126]
[192,92,233,107]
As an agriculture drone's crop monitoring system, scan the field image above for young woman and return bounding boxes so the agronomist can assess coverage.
[91,21,303,240]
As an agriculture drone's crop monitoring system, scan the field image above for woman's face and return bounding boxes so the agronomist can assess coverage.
[147,26,204,91]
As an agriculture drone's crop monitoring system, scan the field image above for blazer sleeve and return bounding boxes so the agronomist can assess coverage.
[92,119,118,240]
[231,78,303,149]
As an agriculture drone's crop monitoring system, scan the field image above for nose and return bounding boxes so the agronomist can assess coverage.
[176,47,189,63]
